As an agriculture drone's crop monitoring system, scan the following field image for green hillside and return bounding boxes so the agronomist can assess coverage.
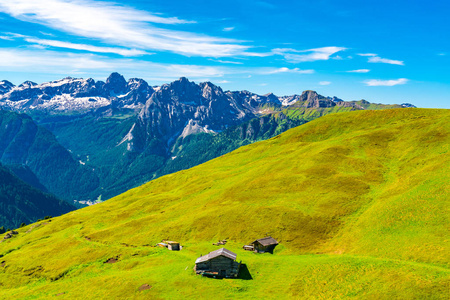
[0,108,448,299]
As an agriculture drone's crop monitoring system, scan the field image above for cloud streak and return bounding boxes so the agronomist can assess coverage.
[368,56,404,65]
[364,78,409,86]
[358,53,404,65]
[0,0,256,57]
[25,38,151,56]
[259,67,314,74]
[273,47,346,63]
[0,49,315,82]
[346,69,370,73]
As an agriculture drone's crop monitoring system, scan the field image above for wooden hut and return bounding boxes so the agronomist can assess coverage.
[167,241,180,251]
[249,236,278,253]
[195,248,241,278]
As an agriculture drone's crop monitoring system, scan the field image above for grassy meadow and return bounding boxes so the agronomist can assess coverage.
[0,108,449,299]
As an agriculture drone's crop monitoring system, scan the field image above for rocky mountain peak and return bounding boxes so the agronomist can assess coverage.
[299,90,336,108]
[0,80,15,94]
[401,103,416,108]
[19,81,38,89]
[126,78,152,93]
[105,72,127,94]
[199,82,224,100]
[299,90,319,101]
[170,77,195,89]
[158,77,201,104]
[328,96,344,102]
[263,93,280,103]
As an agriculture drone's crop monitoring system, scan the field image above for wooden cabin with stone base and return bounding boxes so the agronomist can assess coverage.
[195,248,241,278]
[245,236,278,253]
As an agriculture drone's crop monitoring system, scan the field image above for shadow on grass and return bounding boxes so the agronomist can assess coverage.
[199,264,253,280]
[237,264,253,280]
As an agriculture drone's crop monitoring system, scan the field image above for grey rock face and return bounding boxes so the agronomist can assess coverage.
[298,90,336,108]
[104,72,127,95]
[133,78,252,154]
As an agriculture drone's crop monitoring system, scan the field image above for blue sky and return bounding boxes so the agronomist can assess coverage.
[0,0,448,108]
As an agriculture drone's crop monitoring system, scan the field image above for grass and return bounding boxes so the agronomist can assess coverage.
[0,108,449,299]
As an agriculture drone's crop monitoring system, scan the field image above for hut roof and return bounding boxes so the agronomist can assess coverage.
[251,236,278,246]
[195,248,237,264]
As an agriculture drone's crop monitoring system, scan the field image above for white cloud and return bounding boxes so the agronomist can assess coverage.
[358,53,404,65]
[25,38,151,56]
[0,48,313,81]
[259,67,314,74]
[28,44,47,50]
[223,27,235,32]
[0,49,227,78]
[364,78,409,86]
[368,56,404,65]
[273,46,346,63]
[208,59,244,65]
[0,0,257,57]
[0,32,26,40]
[0,36,13,41]
[357,53,377,57]
[346,69,370,73]
[319,81,331,85]
[39,31,55,36]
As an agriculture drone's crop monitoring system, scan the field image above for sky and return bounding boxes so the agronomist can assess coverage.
[0,0,448,108]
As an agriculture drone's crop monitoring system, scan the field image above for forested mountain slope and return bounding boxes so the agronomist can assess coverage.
[0,110,99,201]
[0,164,74,229]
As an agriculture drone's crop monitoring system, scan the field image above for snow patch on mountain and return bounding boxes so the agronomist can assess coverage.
[181,119,216,138]
[40,95,110,111]
[36,77,86,89]
[118,124,135,147]
[280,95,301,106]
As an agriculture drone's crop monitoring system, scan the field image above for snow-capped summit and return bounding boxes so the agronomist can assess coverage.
[18,81,38,89]
[0,73,155,112]
[0,80,15,95]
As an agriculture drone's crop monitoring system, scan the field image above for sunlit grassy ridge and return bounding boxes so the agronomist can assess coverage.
[0,108,448,299]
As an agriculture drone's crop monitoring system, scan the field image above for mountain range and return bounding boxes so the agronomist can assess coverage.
[0,73,415,203]
[0,73,413,113]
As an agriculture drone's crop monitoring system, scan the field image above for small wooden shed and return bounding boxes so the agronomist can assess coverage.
[250,236,278,253]
[195,248,241,278]
[167,241,180,251]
